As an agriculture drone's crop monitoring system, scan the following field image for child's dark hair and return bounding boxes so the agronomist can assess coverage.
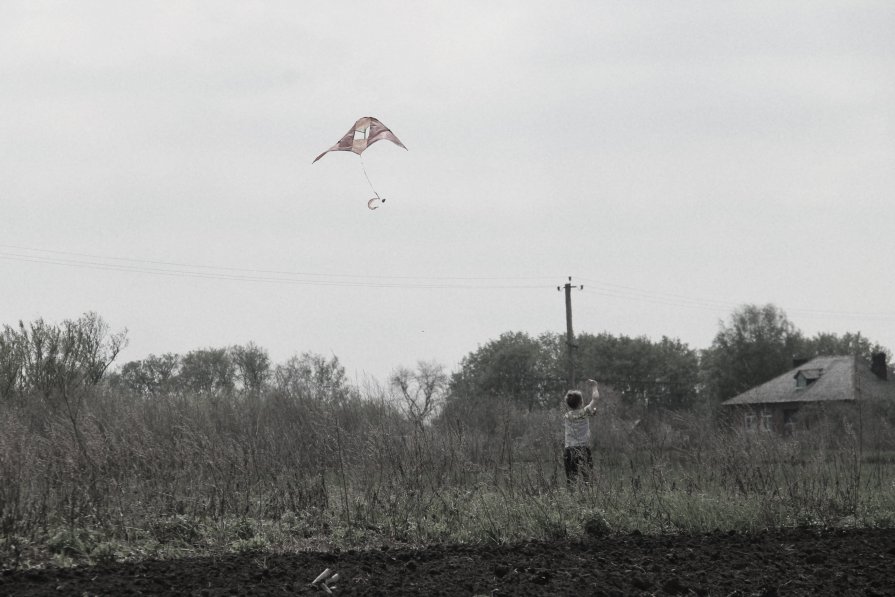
[565,390,583,409]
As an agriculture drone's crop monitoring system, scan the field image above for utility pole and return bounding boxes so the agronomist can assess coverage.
[557,277,583,388]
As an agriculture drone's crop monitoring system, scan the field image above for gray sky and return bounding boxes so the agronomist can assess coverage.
[2,1,894,382]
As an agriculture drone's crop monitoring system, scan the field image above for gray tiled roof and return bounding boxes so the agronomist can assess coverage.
[722,355,895,406]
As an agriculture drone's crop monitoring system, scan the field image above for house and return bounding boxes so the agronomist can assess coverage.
[722,353,895,435]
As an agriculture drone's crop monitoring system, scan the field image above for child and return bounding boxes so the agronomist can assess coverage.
[563,379,599,485]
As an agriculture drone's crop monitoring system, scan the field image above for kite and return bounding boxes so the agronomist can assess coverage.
[313,116,407,209]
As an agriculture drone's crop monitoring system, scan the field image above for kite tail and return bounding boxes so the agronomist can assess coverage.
[359,154,381,201]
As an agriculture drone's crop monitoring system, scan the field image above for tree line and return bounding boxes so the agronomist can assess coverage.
[0,305,888,421]
[447,303,889,415]
[0,313,351,405]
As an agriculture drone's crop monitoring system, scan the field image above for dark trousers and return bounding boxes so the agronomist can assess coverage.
[564,446,593,484]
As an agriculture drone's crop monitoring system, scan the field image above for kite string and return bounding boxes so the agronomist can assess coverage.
[359,154,381,200]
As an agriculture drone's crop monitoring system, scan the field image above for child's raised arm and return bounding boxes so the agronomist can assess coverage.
[584,379,599,415]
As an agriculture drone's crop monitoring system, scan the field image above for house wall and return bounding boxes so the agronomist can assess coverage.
[729,403,800,435]
[729,401,865,437]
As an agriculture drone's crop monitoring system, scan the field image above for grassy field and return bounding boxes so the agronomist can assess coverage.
[1,387,893,569]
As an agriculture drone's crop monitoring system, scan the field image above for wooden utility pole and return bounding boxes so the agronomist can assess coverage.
[557,277,583,388]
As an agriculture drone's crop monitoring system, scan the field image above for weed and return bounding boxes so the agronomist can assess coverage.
[0,383,893,568]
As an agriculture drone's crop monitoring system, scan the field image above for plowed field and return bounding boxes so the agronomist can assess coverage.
[3,527,893,596]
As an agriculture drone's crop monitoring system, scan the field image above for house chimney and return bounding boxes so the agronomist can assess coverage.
[871,352,888,380]
[792,356,809,369]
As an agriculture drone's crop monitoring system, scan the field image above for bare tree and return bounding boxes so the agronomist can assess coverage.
[15,312,127,404]
[0,325,25,401]
[177,348,235,395]
[273,352,348,402]
[11,312,127,472]
[116,353,180,397]
[230,342,271,394]
[390,360,448,426]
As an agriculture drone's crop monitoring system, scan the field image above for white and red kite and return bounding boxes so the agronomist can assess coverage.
[313,117,407,209]
[313,116,407,163]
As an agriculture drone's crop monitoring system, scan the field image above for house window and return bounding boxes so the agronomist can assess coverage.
[795,368,823,389]
[759,412,773,432]
[744,414,756,432]
[783,409,797,437]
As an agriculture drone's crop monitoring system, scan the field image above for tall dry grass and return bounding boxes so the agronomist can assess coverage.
[1,384,893,568]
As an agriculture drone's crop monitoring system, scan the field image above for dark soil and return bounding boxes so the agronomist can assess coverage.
[2,527,894,596]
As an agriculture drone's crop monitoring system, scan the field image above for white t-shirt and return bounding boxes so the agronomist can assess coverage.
[563,404,597,447]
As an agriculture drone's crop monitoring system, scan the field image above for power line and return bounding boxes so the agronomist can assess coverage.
[0,243,553,282]
[3,242,895,321]
[0,245,550,290]
[576,277,739,310]
[576,278,895,322]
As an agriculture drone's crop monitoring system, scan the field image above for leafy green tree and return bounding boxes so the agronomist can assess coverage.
[651,336,702,408]
[448,331,558,411]
[700,304,803,402]
[576,333,699,409]
[801,331,889,361]
[447,330,700,414]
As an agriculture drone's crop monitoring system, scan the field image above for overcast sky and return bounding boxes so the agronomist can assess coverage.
[2,1,893,383]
